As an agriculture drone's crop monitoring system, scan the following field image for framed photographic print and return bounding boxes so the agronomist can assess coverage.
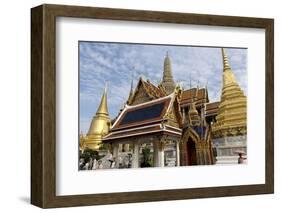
[31,4,274,208]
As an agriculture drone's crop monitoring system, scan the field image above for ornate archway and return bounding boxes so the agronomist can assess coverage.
[180,127,200,166]
[180,126,215,166]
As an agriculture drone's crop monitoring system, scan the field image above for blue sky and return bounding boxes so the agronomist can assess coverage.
[79,42,247,134]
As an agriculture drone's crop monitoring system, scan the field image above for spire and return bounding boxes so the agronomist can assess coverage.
[129,79,134,96]
[86,83,111,150]
[221,48,238,87]
[222,48,231,71]
[127,79,134,104]
[201,85,208,126]
[164,52,172,78]
[212,48,247,138]
[96,84,109,116]
[161,52,175,94]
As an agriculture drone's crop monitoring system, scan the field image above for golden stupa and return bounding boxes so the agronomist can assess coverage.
[212,48,247,138]
[84,85,111,150]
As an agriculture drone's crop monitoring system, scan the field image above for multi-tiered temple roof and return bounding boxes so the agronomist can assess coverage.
[103,91,183,142]
[180,88,208,106]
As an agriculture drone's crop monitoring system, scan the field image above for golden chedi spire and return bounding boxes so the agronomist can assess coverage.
[95,84,109,116]
[222,48,231,70]
[212,48,247,137]
[161,52,176,94]
[85,84,111,150]
[222,48,239,87]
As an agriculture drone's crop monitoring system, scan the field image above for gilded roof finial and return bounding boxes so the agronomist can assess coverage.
[222,48,231,71]
[96,83,109,116]
[130,78,134,93]
[129,70,134,95]
[127,78,134,104]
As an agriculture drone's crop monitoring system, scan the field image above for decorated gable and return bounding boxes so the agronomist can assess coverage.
[128,77,166,106]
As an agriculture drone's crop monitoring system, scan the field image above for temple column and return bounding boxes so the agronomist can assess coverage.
[198,151,202,165]
[196,144,201,165]
[202,149,206,165]
[132,143,139,168]
[205,148,210,165]
[202,150,206,165]
[124,144,130,152]
[113,143,119,168]
[153,142,159,167]
[200,145,205,165]
[159,142,165,167]
[119,144,123,152]
[153,141,165,167]
[176,141,180,166]
[210,145,214,164]
[204,149,208,165]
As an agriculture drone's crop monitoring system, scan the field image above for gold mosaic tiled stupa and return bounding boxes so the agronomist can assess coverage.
[212,48,247,138]
[84,85,111,150]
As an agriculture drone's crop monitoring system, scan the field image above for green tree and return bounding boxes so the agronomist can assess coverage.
[141,147,152,167]
[80,148,99,163]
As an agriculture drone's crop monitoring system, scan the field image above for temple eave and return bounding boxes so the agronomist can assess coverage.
[103,128,182,142]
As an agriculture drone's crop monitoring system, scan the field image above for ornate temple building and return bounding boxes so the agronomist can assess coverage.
[103,89,183,168]
[211,49,247,164]
[180,89,216,166]
[79,48,247,168]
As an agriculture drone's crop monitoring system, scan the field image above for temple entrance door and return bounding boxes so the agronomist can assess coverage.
[187,138,197,165]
